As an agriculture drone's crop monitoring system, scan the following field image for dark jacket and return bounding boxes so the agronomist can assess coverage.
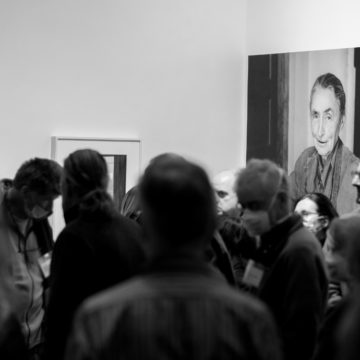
[250,214,328,360]
[43,205,145,360]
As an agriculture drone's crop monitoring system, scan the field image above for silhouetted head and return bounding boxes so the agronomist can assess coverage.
[139,154,216,255]
[63,149,113,215]
[325,215,360,284]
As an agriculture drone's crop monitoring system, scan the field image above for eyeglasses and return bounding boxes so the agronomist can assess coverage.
[296,210,319,220]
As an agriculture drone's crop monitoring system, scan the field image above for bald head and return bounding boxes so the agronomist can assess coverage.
[212,169,240,217]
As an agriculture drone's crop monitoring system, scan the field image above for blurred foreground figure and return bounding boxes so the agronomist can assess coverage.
[43,149,144,360]
[311,215,360,360]
[66,154,282,360]
[0,203,27,360]
[336,215,360,360]
[0,159,62,360]
[235,159,328,360]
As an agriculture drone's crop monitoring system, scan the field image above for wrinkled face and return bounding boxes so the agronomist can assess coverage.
[212,172,239,217]
[351,162,360,204]
[311,87,344,159]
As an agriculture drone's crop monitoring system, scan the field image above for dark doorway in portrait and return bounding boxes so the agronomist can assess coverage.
[353,47,360,158]
[247,53,289,171]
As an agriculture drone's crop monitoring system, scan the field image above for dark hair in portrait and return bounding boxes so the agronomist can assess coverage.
[310,72,346,118]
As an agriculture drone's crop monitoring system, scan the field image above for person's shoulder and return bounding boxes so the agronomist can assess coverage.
[341,144,360,166]
[77,276,156,318]
[282,225,323,259]
[293,146,317,167]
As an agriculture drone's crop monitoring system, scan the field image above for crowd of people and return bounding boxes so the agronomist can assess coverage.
[1,149,360,360]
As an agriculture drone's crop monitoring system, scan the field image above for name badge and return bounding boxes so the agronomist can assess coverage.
[242,259,264,288]
[38,252,52,278]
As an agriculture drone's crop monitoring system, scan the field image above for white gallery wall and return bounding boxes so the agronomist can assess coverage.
[247,0,360,56]
[0,0,247,179]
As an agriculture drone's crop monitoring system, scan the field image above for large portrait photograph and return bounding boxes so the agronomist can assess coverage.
[247,48,360,215]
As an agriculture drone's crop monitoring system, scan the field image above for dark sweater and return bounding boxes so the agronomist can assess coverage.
[250,214,328,360]
[42,206,145,360]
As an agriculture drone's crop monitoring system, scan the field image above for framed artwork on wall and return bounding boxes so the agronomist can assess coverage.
[246,47,360,216]
[50,137,141,238]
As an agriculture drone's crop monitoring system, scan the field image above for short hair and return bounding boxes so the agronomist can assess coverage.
[294,193,339,221]
[310,73,346,118]
[139,154,216,246]
[13,158,62,195]
[64,149,113,214]
[235,159,289,204]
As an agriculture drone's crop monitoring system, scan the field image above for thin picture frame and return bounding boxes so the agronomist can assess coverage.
[50,136,141,239]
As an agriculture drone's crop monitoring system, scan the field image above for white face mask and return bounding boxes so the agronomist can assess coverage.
[303,214,325,235]
[25,193,52,220]
[242,170,283,237]
[29,205,51,220]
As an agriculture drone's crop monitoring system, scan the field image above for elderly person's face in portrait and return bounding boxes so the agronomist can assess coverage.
[351,162,360,204]
[311,87,345,161]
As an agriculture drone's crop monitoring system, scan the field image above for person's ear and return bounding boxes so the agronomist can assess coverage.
[20,185,30,197]
[321,216,330,229]
[340,115,346,132]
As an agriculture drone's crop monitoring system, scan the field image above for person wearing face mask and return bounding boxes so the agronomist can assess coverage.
[235,159,328,360]
[0,159,62,360]
[294,193,339,247]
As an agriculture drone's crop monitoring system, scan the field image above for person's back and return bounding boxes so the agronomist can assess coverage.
[65,154,282,360]
[43,149,144,360]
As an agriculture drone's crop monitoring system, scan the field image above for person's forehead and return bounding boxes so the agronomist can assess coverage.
[311,87,340,113]
[236,184,270,205]
[295,198,318,214]
[213,172,235,190]
[33,190,59,202]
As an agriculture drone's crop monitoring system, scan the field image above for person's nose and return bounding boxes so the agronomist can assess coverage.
[317,115,325,138]
[352,173,360,186]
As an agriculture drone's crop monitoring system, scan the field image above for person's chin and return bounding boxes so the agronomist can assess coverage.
[314,142,329,154]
